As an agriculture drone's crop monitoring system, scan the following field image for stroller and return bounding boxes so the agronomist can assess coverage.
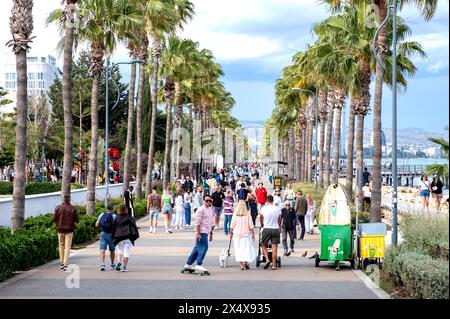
[256,227,281,268]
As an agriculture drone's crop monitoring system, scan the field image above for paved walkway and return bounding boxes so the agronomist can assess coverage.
[0,213,379,299]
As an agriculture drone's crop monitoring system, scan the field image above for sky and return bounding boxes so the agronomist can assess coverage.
[0,0,448,133]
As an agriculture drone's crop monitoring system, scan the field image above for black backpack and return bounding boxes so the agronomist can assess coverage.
[99,212,114,233]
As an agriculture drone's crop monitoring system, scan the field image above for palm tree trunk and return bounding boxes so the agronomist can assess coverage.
[324,104,334,190]
[135,62,145,200]
[122,60,136,192]
[355,113,364,212]
[318,90,327,188]
[287,128,294,180]
[302,129,307,182]
[189,105,193,177]
[295,126,302,182]
[306,100,314,183]
[174,83,182,179]
[371,0,388,222]
[162,81,174,190]
[332,106,342,184]
[61,1,76,202]
[11,49,28,231]
[86,77,100,215]
[145,46,159,196]
[345,100,356,200]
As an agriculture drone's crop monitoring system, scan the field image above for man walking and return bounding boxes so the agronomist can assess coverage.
[294,190,307,240]
[260,195,282,270]
[183,194,215,273]
[124,185,134,217]
[53,196,79,271]
[211,185,225,229]
[255,182,267,211]
[95,203,116,271]
[280,200,297,256]
[147,186,162,233]
[223,190,235,235]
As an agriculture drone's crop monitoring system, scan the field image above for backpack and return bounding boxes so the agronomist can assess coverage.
[99,212,114,233]
[238,188,246,200]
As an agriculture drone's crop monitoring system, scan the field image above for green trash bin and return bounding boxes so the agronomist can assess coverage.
[316,225,353,269]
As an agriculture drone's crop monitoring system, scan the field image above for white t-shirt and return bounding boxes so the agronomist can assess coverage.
[419,180,430,191]
[261,204,281,229]
[362,186,371,198]
[273,195,283,207]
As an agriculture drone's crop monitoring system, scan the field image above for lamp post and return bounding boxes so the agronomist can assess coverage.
[104,57,144,208]
[292,88,318,190]
[372,0,398,245]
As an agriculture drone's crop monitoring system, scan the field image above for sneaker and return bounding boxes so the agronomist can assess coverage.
[194,265,207,272]
[59,263,65,270]
[100,264,106,271]
[216,226,222,230]
[152,228,156,233]
[63,266,69,272]
[149,227,153,233]
[184,264,194,270]
[122,267,129,272]
[110,264,116,270]
[116,263,122,271]
[168,229,173,233]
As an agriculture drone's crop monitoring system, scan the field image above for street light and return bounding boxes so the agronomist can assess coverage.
[372,0,398,246]
[104,57,144,208]
[292,87,318,191]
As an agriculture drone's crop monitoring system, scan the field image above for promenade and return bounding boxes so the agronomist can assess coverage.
[0,213,380,299]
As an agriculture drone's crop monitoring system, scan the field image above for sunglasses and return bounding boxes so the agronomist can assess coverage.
[205,199,213,203]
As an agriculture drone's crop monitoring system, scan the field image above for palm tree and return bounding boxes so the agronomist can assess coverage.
[323,0,438,221]
[317,90,328,188]
[426,128,449,180]
[48,0,79,202]
[7,0,34,231]
[75,0,141,215]
[141,0,194,193]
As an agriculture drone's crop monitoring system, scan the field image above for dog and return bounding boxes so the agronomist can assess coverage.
[219,249,231,268]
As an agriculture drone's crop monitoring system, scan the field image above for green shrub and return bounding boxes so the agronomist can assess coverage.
[432,242,449,261]
[352,212,370,227]
[401,258,449,299]
[387,251,432,285]
[401,214,449,256]
[73,215,99,245]
[0,182,13,195]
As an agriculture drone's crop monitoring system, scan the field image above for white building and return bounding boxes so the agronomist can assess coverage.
[0,51,57,114]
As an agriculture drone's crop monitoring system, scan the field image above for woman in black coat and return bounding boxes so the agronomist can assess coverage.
[112,205,139,272]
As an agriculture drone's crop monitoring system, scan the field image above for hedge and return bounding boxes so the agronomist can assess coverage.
[382,213,449,299]
[0,197,147,282]
[0,182,85,195]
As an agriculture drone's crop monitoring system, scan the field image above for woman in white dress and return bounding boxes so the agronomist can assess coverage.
[173,189,185,230]
[305,194,316,234]
[230,200,256,270]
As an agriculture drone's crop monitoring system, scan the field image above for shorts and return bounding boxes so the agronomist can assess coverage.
[420,190,430,198]
[149,210,159,218]
[363,197,371,205]
[99,232,115,252]
[116,239,132,258]
[261,228,280,246]
[432,193,443,199]
[214,207,223,217]
[162,204,173,214]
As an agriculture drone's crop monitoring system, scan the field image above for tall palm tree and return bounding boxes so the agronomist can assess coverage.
[48,0,78,202]
[76,0,141,215]
[7,0,34,231]
[323,0,438,220]
[141,0,194,193]
[323,89,334,189]
[317,90,328,188]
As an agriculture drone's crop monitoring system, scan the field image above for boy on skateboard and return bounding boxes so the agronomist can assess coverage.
[183,194,215,273]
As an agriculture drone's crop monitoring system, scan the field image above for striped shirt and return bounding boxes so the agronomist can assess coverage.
[223,196,234,215]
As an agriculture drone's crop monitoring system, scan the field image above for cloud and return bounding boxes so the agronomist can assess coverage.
[427,60,449,74]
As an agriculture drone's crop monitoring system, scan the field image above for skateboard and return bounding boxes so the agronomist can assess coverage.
[181,268,211,276]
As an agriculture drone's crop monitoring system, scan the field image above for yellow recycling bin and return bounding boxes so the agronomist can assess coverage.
[360,235,385,259]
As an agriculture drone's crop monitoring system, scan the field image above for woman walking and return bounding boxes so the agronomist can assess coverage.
[418,175,431,212]
[305,194,316,235]
[230,200,256,270]
[192,186,203,217]
[285,183,295,207]
[112,205,139,272]
[161,190,174,233]
[184,189,193,227]
[431,174,444,211]
[174,189,185,230]
[248,193,259,227]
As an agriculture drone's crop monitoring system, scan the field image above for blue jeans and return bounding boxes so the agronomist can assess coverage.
[187,233,209,266]
[184,203,191,225]
[224,214,233,235]
[269,176,273,184]
[99,232,115,251]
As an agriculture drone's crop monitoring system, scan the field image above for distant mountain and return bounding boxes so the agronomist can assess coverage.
[363,128,448,147]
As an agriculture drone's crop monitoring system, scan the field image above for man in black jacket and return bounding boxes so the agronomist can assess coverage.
[124,185,134,217]
[294,190,307,240]
[280,200,298,256]
[211,186,225,229]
